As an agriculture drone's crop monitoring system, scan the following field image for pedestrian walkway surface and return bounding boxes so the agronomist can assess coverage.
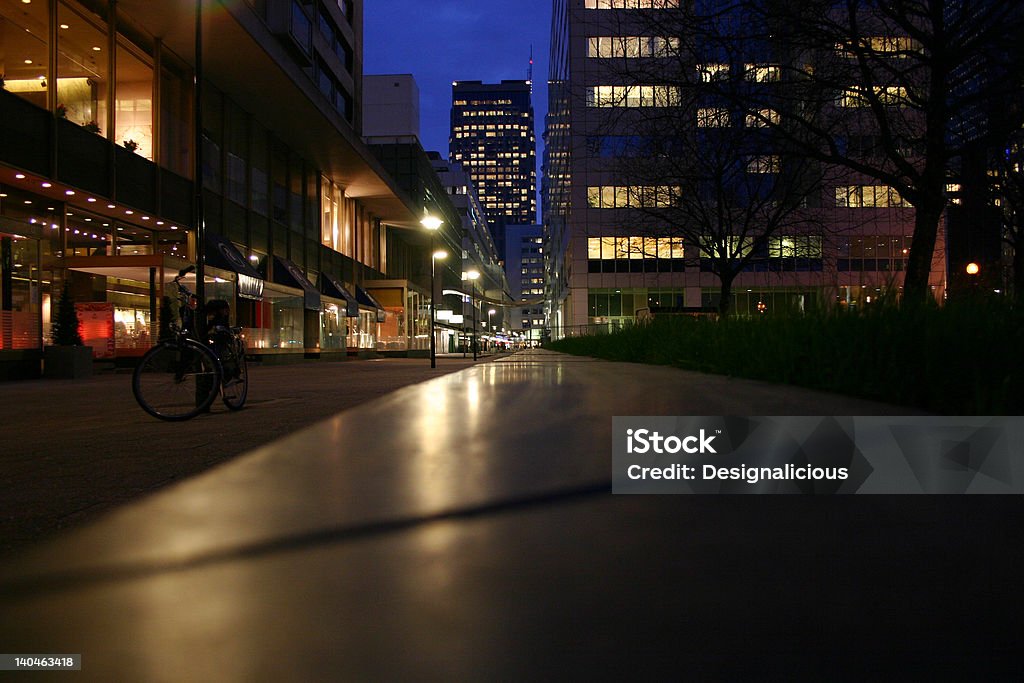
[0,350,1019,679]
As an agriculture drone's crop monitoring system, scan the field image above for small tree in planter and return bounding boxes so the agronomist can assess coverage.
[45,280,93,378]
[123,139,139,153]
[83,120,101,134]
[51,281,83,346]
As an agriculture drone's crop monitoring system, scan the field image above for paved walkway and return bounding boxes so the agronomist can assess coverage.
[0,356,480,556]
[0,350,1019,678]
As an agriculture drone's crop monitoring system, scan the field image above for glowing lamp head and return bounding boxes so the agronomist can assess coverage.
[420,216,443,231]
[966,262,980,276]
[432,250,448,260]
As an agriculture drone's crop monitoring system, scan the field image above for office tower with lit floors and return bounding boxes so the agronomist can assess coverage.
[449,79,537,256]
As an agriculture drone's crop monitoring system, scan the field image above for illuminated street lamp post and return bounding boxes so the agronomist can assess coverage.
[421,216,444,368]
[466,269,480,361]
[194,0,206,325]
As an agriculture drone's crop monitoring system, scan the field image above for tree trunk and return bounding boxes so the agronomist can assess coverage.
[903,197,945,306]
[717,275,734,317]
[1014,230,1024,307]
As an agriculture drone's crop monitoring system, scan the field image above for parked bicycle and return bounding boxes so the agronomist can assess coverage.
[132,265,249,420]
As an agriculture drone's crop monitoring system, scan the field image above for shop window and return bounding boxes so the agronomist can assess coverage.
[0,233,42,350]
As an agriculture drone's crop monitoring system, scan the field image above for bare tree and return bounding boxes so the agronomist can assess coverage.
[733,0,1024,305]
[584,3,830,315]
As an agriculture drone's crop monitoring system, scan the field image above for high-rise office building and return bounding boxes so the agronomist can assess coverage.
[449,80,537,255]
[504,223,545,343]
[543,0,952,334]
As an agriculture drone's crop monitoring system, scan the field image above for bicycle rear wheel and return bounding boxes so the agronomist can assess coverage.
[221,337,248,410]
[133,340,221,421]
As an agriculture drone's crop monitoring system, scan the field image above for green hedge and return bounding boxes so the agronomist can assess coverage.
[548,301,1024,414]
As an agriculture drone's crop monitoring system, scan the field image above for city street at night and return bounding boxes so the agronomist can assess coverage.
[3,0,1023,677]
[1,350,1021,678]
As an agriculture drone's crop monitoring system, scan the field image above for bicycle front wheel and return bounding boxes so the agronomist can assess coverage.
[132,340,222,421]
[221,337,248,411]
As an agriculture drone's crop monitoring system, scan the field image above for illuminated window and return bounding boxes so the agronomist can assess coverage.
[769,236,823,258]
[700,236,754,258]
[744,64,780,82]
[836,36,921,58]
[839,86,910,107]
[587,85,681,108]
[745,109,779,127]
[585,0,679,8]
[588,36,680,58]
[835,185,908,208]
[587,186,679,208]
[697,64,730,82]
[697,107,730,127]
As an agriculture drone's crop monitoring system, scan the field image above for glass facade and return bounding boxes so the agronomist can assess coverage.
[1,0,437,372]
[57,2,110,135]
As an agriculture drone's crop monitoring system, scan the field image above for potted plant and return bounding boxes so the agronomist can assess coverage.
[56,103,67,118]
[83,120,100,134]
[123,139,139,153]
[0,73,6,90]
[44,281,93,379]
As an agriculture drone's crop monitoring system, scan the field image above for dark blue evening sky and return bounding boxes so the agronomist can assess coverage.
[364,0,551,161]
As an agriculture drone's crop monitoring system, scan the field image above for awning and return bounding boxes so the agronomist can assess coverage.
[355,285,386,323]
[273,256,321,311]
[319,273,359,317]
[204,233,264,301]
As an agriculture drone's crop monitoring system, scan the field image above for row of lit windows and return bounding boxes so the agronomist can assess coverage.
[696,236,823,259]
[588,236,685,260]
[453,124,530,132]
[584,0,679,8]
[452,99,514,106]
[587,36,680,59]
[697,107,780,127]
[835,185,908,208]
[457,111,530,120]
[586,185,678,208]
[839,86,910,108]
[455,131,531,139]
[698,63,780,82]
[836,37,921,58]
[586,85,681,108]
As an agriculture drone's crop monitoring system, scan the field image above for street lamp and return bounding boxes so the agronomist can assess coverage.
[193,0,206,329]
[466,269,480,361]
[421,215,444,368]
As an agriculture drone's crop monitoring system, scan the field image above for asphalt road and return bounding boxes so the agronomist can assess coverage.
[0,356,481,557]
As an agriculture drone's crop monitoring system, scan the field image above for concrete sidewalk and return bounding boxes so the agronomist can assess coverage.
[0,350,1019,679]
[0,356,480,557]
